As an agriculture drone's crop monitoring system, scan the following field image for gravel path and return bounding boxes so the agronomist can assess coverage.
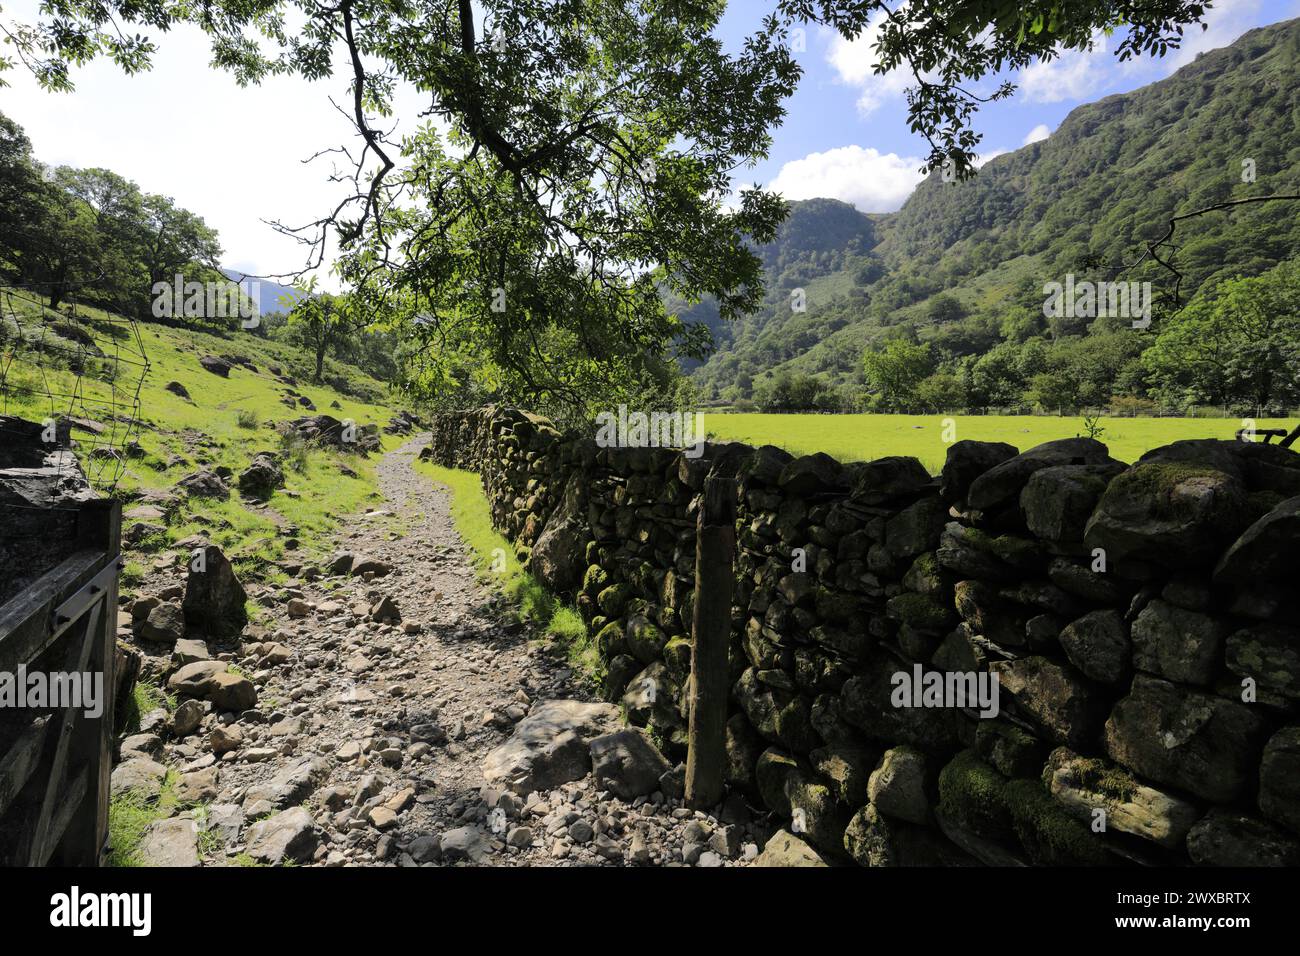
[119,435,763,867]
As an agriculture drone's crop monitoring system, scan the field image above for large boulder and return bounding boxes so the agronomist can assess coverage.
[199,355,232,377]
[884,496,947,559]
[1213,496,1300,619]
[110,757,168,800]
[967,438,1114,513]
[840,656,962,753]
[734,667,819,753]
[138,602,186,645]
[1185,809,1300,866]
[481,700,620,794]
[1129,599,1230,687]
[1020,463,1123,544]
[940,440,1018,505]
[1225,623,1300,700]
[245,806,320,864]
[844,803,973,867]
[238,453,284,498]
[849,456,933,505]
[810,744,877,808]
[1084,461,1250,572]
[753,829,829,867]
[137,818,199,867]
[990,656,1105,749]
[779,453,845,496]
[207,671,257,712]
[1259,727,1300,836]
[1104,675,1269,803]
[1058,609,1130,686]
[182,543,248,634]
[1044,747,1199,850]
[867,746,930,825]
[241,758,331,811]
[167,660,226,697]
[588,729,671,799]
[177,469,230,500]
[784,767,849,855]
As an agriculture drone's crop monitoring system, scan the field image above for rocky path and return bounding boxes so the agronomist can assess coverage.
[116,435,764,867]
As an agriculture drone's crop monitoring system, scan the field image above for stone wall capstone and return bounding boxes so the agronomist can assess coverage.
[425,407,1300,866]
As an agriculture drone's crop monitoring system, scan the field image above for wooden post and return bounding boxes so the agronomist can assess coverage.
[685,474,736,809]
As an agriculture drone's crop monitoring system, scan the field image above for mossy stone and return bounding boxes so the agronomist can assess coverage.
[937,749,1012,839]
[1004,778,1111,865]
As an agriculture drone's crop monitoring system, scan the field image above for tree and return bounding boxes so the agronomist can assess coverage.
[1144,259,1300,408]
[0,111,43,271]
[287,293,361,384]
[20,180,101,309]
[863,339,933,410]
[138,194,223,306]
[925,293,967,326]
[754,371,841,411]
[913,372,966,412]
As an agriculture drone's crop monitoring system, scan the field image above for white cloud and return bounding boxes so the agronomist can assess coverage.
[1017,0,1273,104]
[0,0,430,289]
[766,145,925,212]
[825,8,912,116]
[1159,0,1264,72]
[1018,32,1113,103]
[1023,124,1052,145]
[974,149,1010,168]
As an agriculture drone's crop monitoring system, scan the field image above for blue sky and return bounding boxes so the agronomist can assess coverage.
[2,0,1298,282]
[717,0,1300,212]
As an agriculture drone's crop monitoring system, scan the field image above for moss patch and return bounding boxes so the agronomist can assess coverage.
[1005,778,1110,866]
[1044,752,1137,804]
[1110,462,1232,520]
[938,749,1012,838]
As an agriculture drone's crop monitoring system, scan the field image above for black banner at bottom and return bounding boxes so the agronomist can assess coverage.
[1,865,1288,942]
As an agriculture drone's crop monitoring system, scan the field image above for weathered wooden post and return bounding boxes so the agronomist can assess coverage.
[685,473,736,809]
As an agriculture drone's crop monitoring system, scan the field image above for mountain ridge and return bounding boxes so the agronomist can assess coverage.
[688,16,1300,408]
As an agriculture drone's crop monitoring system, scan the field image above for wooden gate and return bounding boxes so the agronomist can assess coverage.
[0,499,120,866]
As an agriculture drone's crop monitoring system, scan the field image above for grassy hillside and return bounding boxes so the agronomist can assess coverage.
[1,287,410,588]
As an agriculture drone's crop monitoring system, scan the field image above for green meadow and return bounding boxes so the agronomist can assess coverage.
[704,413,1294,474]
[1,288,405,584]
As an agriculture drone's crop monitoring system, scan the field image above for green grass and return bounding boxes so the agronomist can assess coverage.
[705,412,1294,473]
[2,288,404,583]
[414,458,602,686]
[106,771,181,867]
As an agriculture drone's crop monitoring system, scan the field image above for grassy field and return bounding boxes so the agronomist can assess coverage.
[705,413,1294,473]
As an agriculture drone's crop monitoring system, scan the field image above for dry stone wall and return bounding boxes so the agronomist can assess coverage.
[426,406,1300,867]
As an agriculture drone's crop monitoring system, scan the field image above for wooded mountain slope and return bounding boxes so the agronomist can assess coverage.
[689,17,1300,406]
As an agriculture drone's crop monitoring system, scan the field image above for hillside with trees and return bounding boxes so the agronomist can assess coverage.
[689,17,1300,414]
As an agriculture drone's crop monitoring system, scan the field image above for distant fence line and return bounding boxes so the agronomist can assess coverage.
[706,405,1300,419]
